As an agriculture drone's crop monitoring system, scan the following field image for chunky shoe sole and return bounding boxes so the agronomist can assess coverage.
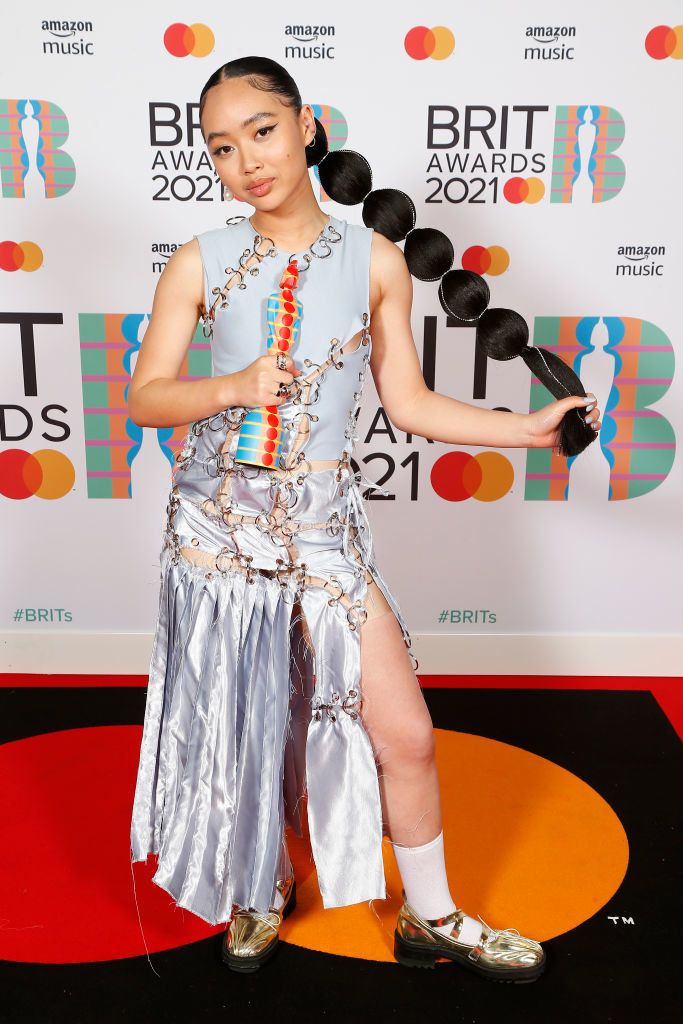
[221,881,296,973]
[394,930,546,983]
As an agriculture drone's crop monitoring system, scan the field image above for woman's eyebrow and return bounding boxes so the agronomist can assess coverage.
[207,112,277,144]
[242,111,276,127]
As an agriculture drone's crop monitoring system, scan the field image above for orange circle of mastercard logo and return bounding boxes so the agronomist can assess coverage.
[431,450,514,502]
[0,449,75,500]
[404,26,455,60]
[645,24,683,59]
[503,176,545,204]
[281,730,629,962]
[163,23,214,58]
[462,244,510,276]
[0,240,43,272]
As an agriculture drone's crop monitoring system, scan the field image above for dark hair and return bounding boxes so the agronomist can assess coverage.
[199,56,327,166]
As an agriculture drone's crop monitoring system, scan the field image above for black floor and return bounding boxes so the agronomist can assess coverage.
[1,684,680,1024]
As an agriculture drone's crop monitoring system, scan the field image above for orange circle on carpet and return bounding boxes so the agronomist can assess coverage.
[282,729,629,962]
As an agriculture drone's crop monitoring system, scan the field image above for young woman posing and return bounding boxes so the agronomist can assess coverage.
[128,57,601,982]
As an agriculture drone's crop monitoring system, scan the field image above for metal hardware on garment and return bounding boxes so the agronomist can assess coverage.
[312,689,359,722]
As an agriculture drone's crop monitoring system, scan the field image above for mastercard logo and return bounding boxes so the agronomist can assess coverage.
[163,23,214,58]
[0,241,43,272]
[431,451,514,502]
[404,26,455,60]
[645,25,683,59]
[0,449,75,500]
[503,176,545,204]
[462,245,509,276]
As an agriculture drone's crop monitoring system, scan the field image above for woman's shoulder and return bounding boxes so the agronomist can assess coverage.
[333,215,406,265]
[332,214,371,242]
[194,216,251,250]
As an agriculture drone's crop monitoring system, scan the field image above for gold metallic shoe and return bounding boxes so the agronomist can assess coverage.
[221,870,296,973]
[394,893,546,983]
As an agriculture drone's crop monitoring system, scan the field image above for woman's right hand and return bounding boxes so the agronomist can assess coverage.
[230,353,302,408]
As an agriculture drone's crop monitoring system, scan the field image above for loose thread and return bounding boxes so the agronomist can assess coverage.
[367,880,399,943]
[129,847,161,978]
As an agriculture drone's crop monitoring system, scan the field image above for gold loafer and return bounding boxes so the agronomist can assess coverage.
[221,870,296,973]
[394,894,546,983]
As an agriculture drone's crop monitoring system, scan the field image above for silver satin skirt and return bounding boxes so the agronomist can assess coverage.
[129,411,409,925]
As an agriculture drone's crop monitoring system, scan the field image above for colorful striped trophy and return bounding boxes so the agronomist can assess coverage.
[234,261,302,468]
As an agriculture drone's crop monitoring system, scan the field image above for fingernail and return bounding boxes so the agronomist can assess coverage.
[585,403,595,412]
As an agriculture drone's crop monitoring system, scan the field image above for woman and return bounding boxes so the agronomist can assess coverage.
[128,57,600,981]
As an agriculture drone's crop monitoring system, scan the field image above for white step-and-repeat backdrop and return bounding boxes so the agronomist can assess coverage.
[1,2,681,673]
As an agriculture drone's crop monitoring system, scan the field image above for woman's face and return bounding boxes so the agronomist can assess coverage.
[201,77,314,209]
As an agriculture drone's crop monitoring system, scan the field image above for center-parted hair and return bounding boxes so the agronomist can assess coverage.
[200,56,328,167]
[200,56,595,458]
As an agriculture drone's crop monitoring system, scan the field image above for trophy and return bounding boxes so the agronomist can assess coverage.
[235,260,302,468]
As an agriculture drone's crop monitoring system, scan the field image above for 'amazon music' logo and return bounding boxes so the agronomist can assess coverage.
[615,245,665,278]
[283,24,336,59]
[524,25,576,60]
[41,19,94,55]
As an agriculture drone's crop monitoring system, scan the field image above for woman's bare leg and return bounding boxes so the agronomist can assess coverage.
[358,587,442,847]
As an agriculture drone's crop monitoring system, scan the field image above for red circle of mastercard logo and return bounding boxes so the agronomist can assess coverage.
[163,23,214,58]
[0,449,75,500]
[645,25,683,59]
[404,26,455,60]
[431,451,514,502]
[0,240,43,272]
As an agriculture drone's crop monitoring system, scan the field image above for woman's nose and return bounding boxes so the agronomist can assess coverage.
[239,146,262,176]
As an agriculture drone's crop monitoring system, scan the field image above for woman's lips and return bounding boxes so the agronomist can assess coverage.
[248,178,274,197]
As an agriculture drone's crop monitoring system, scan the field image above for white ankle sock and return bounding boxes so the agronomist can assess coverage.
[391,831,483,945]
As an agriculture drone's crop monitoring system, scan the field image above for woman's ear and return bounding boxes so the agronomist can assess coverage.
[300,103,316,145]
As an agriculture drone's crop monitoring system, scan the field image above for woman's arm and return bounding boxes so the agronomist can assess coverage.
[127,240,300,428]
[368,233,600,448]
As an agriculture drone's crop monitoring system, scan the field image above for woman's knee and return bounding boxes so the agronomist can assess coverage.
[368,707,436,770]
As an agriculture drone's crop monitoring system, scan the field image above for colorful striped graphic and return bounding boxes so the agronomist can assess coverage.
[311,104,347,203]
[550,105,625,204]
[599,317,675,500]
[0,98,76,198]
[79,314,211,498]
[235,263,302,467]
[525,317,675,501]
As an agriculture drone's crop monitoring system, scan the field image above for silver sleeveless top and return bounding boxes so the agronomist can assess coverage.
[196,213,372,463]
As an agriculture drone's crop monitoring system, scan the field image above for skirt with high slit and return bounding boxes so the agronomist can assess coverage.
[128,407,411,925]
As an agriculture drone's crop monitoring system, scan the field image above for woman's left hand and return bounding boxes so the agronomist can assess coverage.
[528,393,601,449]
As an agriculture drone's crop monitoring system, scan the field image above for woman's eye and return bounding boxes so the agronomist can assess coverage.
[213,145,232,157]
[256,125,276,138]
